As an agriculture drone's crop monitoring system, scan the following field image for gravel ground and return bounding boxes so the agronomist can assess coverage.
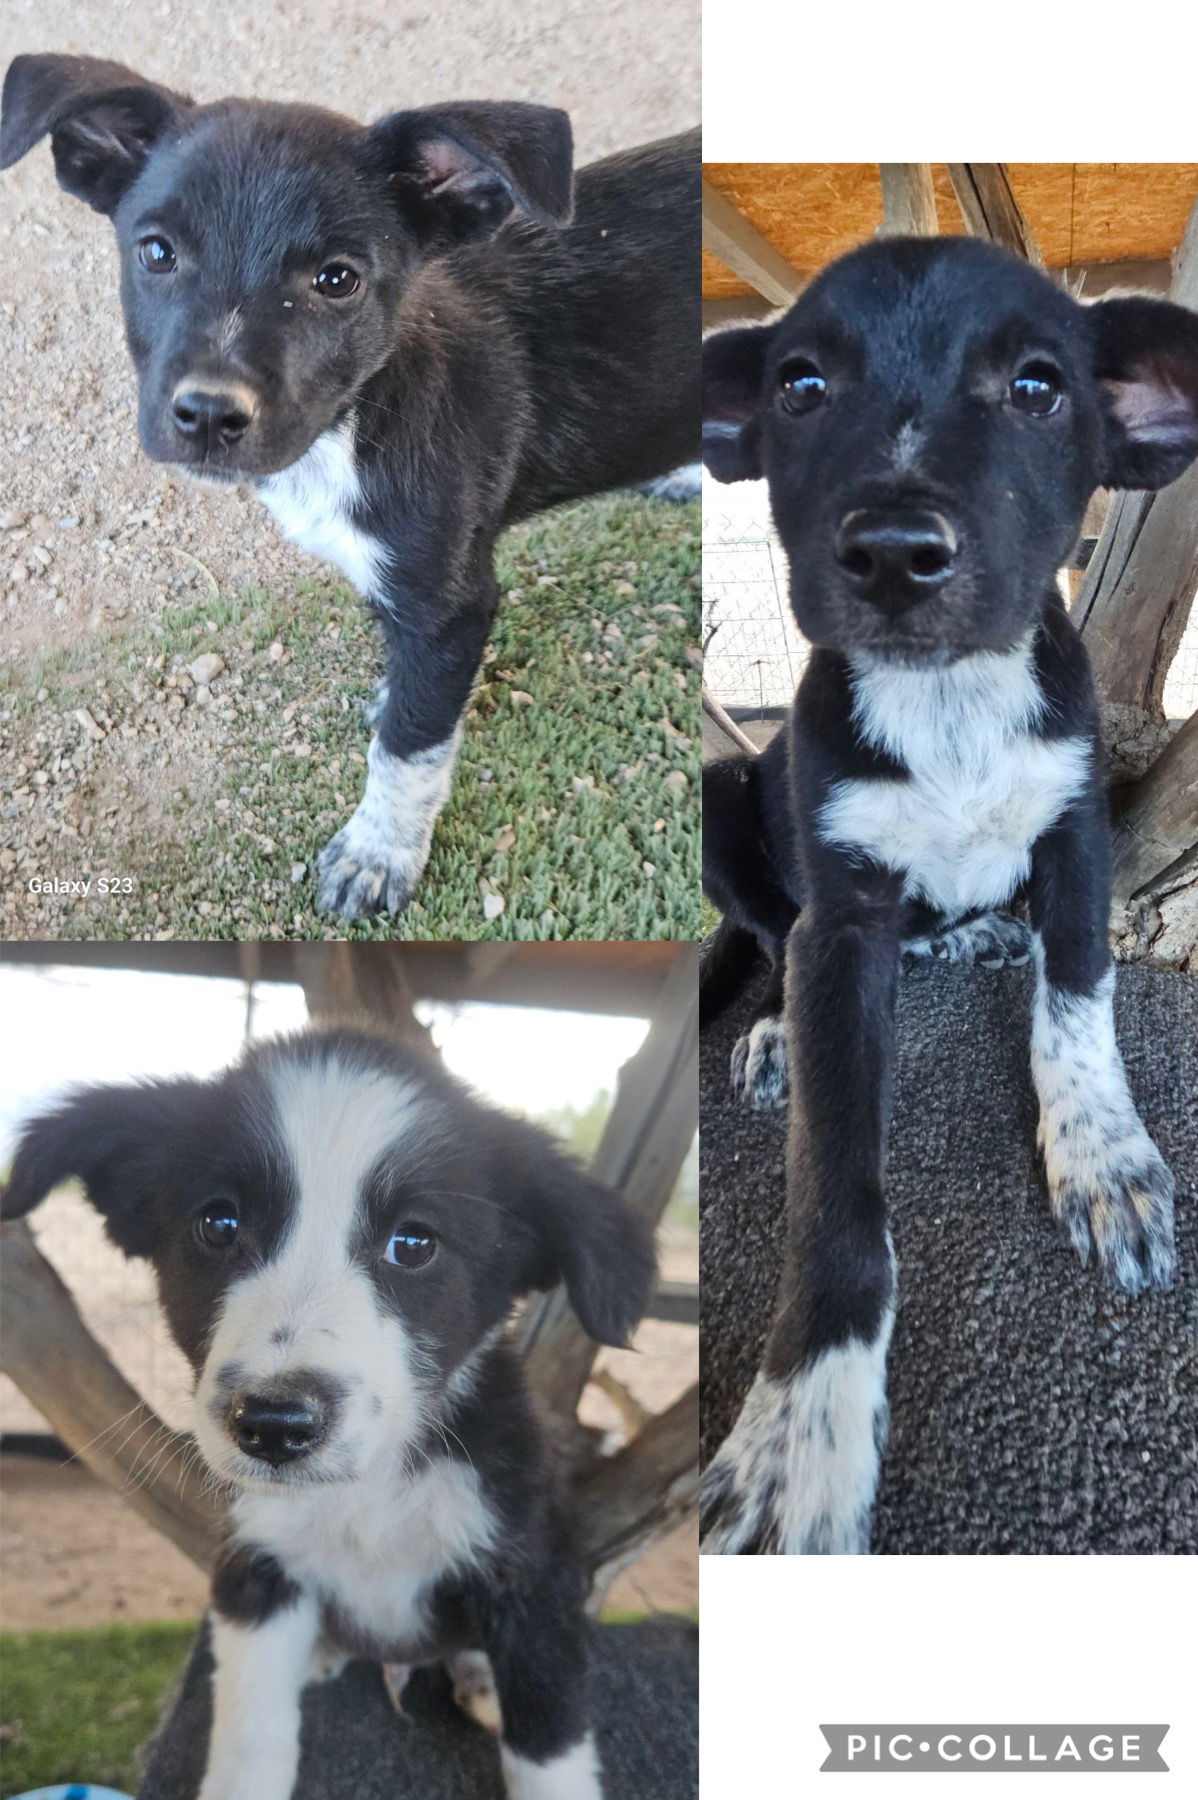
[701,959,1198,1554]
[0,0,700,937]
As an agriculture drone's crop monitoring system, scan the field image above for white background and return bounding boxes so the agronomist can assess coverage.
[701,1,1197,1789]
[702,1556,1193,1793]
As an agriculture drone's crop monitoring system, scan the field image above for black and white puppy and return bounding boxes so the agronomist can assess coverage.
[2,1027,655,1797]
[699,235,1198,1554]
[0,54,699,918]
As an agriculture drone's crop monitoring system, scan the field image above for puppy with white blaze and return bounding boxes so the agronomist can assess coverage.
[2,1029,656,1799]
[0,54,699,919]
[699,235,1198,1555]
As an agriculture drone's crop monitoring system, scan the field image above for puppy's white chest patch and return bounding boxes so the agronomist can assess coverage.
[258,419,386,597]
[234,1452,495,1655]
[817,642,1092,916]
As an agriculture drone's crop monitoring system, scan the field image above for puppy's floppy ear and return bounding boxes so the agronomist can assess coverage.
[363,101,574,248]
[2,1078,204,1258]
[0,54,190,216]
[1089,295,1198,490]
[703,323,776,482]
[502,1124,656,1347]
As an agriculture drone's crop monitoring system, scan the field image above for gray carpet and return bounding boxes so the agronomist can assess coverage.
[701,960,1198,1554]
[138,1619,697,1799]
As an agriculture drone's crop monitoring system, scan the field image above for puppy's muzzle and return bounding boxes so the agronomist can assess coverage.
[226,1388,331,1467]
[835,508,958,614]
[170,379,259,452]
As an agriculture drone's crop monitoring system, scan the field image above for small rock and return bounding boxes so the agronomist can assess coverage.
[74,707,105,741]
[290,862,307,884]
[665,769,689,797]
[642,861,657,877]
[510,690,533,706]
[0,510,26,531]
[483,892,506,921]
[188,651,225,686]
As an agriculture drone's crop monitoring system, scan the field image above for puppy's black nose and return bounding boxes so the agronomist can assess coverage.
[228,1392,327,1465]
[835,509,958,607]
[171,383,256,449]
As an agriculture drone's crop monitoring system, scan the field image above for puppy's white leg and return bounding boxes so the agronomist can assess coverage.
[1031,943,1174,1293]
[198,1591,320,1800]
[316,727,460,917]
[501,1732,602,1800]
[448,1647,503,1734]
[701,1311,894,1556]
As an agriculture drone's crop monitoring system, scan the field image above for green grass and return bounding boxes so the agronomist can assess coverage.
[1,495,699,943]
[0,1621,195,1796]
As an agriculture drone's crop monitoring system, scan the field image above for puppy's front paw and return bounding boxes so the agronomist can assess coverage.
[906,910,1031,969]
[701,1347,888,1555]
[448,1649,503,1735]
[316,823,424,918]
[1043,1122,1176,1295]
[729,1015,789,1110]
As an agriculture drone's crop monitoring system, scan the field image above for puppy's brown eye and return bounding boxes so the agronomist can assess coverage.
[139,236,177,273]
[1010,362,1062,416]
[195,1202,239,1249]
[778,359,827,416]
[314,262,361,299]
[383,1223,437,1270]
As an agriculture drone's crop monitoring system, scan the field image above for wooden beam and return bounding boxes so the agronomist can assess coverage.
[702,179,804,307]
[1111,710,1198,904]
[0,1220,221,1570]
[1075,195,1198,716]
[946,164,1045,266]
[879,164,938,236]
[703,293,780,329]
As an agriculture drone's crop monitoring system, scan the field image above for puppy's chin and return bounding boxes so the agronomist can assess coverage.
[200,1441,366,1493]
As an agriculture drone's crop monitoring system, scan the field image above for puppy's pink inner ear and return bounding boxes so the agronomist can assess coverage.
[1103,356,1197,445]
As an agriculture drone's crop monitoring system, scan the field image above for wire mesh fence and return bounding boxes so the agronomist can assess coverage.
[703,487,1198,722]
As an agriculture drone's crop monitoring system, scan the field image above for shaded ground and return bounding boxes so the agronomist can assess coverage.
[0,0,700,943]
[701,959,1198,1554]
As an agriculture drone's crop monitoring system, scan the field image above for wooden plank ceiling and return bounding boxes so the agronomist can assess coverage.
[702,164,1198,297]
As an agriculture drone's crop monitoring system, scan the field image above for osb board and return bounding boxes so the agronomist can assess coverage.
[702,164,1198,296]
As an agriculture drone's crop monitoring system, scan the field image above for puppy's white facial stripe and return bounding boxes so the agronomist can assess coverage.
[194,1057,442,1482]
[258,417,388,598]
[889,420,924,473]
[502,1732,602,1800]
[200,1594,320,1800]
[819,638,1092,915]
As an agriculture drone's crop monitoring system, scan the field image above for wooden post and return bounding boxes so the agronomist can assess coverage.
[946,164,1045,266]
[879,165,938,237]
[576,1383,700,1607]
[1075,196,1198,717]
[294,942,433,1046]
[0,1220,221,1570]
[1111,709,1198,904]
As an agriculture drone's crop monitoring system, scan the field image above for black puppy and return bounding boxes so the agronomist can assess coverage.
[2,1027,655,1798]
[700,235,1198,1554]
[0,54,699,918]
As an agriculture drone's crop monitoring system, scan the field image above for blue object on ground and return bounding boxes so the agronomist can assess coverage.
[11,1787,135,1799]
